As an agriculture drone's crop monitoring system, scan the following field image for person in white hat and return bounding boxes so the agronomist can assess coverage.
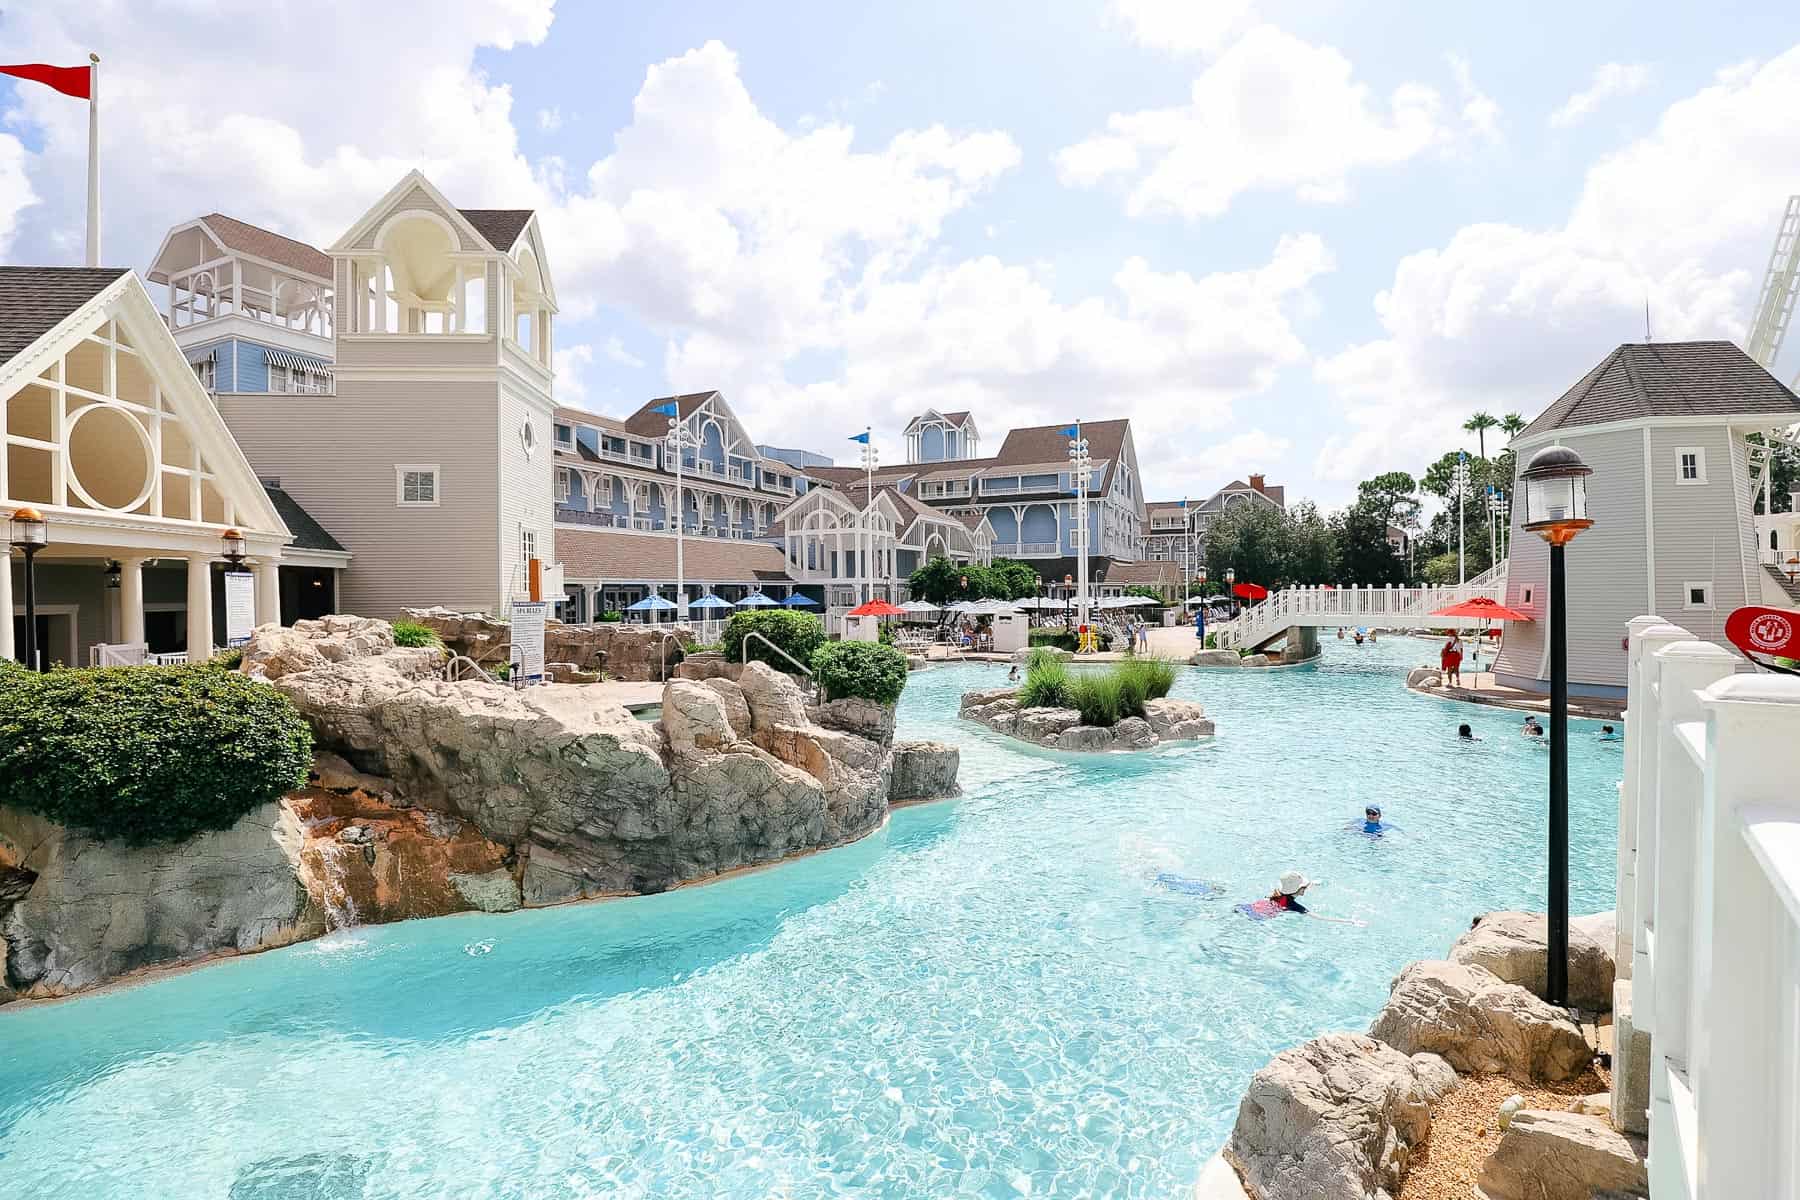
[1268,871,1363,925]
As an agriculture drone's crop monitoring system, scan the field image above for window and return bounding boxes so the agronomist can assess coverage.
[1676,447,1707,485]
[1522,587,1534,606]
[554,423,572,448]
[1683,580,1713,610]
[396,464,440,507]
[268,362,328,394]
[555,469,570,503]
[191,357,215,390]
[521,528,538,563]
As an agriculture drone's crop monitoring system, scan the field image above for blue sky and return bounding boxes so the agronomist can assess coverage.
[5,1,1800,508]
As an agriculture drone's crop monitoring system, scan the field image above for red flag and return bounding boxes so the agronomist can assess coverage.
[0,63,91,100]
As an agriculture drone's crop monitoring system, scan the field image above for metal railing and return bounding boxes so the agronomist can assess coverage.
[442,654,497,683]
[1617,618,1800,1199]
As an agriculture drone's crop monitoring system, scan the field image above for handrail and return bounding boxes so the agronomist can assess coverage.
[442,654,497,684]
[741,630,814,677]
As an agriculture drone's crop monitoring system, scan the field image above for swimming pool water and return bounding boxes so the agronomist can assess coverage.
[0,640,1621,1199]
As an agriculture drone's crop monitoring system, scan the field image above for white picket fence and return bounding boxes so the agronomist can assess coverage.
[1618,618,1800,1198]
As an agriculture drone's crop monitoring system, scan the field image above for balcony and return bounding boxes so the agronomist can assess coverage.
[994,541,1059,557]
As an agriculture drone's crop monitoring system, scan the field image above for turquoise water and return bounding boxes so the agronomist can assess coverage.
[0,640,1620,1199]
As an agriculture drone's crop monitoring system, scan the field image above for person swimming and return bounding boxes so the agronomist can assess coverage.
[1007,664,1020,683]
[1351,805,1397,836]
[1522,715,1544,738]
[1457,723,1480,741]
[1599,724,1621,741]
[1263,871,1363,925]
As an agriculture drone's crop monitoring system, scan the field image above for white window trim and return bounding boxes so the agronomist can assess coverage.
[1675,447,1707,485]
[396,463,441,507]
[1682,580,1714,610]
[520,528,538,563]
[555,469,571,503]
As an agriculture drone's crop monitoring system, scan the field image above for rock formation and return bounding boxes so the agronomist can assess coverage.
[959,689,1213,751]
[402,606,686,681]
[1449,910,1617,1012]
[889,742,961,803]
[1475,1109,1648,1200]
[1226,1032,1456,1200]
[1368,960,1593,1083]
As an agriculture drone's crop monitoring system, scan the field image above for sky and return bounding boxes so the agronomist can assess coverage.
[5,0,1800,510]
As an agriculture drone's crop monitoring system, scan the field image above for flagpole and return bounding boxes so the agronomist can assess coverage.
[86,53,99,267]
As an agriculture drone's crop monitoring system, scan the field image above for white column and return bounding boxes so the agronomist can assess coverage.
[1690,672,1800,1200]
[185,553,214,663]
[1618,616,1679,977]
[1629,623,1697,1020]
[119,556,145,646]
[0,551,12,662]
[253,558,281,628]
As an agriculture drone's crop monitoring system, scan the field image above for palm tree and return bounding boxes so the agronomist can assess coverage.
[1464,411,1499,460]
[1500,412,1526,439]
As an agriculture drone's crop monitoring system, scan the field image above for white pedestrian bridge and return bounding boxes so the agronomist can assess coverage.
[1212,562,1508,652]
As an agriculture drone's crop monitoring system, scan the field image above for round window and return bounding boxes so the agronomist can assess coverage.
[520,419,538,457]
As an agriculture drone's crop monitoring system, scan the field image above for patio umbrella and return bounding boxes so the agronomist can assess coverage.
[847,599,906,618]
[1232,581,1269,601]
[688,594,733,609]
[783,593,820,607]
[899,599,941,613]
[735,592,778,607]
[624,595,676,618]
[1430,595,1532,670]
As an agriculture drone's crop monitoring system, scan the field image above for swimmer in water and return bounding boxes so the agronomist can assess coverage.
[1522,715,1544,738]
[1458,723,1480,741]
[1599,724,1621,741]
[1268,871,1364,926]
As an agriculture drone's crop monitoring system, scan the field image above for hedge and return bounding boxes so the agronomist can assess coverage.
[391,619,442,648]
[812,640,909,706]
[0,664,314,845]
[722,610,826,674]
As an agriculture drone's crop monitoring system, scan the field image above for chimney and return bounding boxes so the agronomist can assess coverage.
[1248,473,1266,494]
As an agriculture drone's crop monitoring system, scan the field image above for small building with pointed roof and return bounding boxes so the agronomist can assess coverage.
[1493,340,1800,698]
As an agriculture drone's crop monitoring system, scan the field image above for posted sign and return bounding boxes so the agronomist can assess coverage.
[223,571,256,646]
[1725,605,1800,660]
[511,601,549,683]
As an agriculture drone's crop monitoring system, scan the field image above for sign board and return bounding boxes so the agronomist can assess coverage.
[511,601,549,683]
[1725,605,1800,660]
[223,571,256,646]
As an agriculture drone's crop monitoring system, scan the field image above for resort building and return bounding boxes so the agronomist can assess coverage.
[163,170,562,619]
[1494,340,1800,698]
[1,266,295,666]
[1140,475,1286,569]
[1753,488,1800,605]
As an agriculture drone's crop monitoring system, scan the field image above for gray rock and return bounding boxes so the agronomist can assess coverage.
[0,802,313,998]
[739,661,809,730]
[699,677,752,740]
[1369,960,1593,1082]
[449,869,521,913]
[1475,1109,1647,1200]
[1450,910,1616,1012]
[889,741,961,803]
[1014,707,1080,741]
[1143,698,1206,735]
[811,696,896,744]
[1190,649,1244,667]
[1056,725,1113,752]
[1241,653,1271,668]
[958,686,1018,714]
[1226,1032,1454,1200]
[1113,716,1156,749]
[1406,667,1442,688]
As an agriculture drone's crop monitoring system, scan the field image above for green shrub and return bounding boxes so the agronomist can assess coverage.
[205,647,245,673]
[1017,653,1070,709]
[0,664,314,845]
[1029,628,1078,652]
[683,640,723,655]
[598,610,624,623]
[812,640,909,705]
[723,610,826,674]
[391,619,442,648]
[1066,671,1125,727]
[1116,655,1176,705]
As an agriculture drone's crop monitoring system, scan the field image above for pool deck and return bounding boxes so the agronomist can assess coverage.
[1407,670,1625,720]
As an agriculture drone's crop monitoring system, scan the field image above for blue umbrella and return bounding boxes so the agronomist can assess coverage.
[625,595,677,612]
[736,591,778,607]
[783,593,820,607]
[689,594,733,610]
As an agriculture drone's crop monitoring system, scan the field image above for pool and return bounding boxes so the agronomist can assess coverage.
[0,640,1621,1199]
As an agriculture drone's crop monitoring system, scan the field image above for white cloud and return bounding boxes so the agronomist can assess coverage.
[1055,26,1457,219]
[1314,52,1800,483]
[601,335,645,369]
[1550,62,1652,128]
[552,344,595,407]
[1105,0,1261,57]
[1447,53,1502,144]
[537,106,563,131]
[0,135,39,255]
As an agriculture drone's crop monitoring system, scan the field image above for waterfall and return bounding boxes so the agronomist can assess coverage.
[316,840,363,931]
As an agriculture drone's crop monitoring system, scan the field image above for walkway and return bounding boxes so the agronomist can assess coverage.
[1406,669,1624,720]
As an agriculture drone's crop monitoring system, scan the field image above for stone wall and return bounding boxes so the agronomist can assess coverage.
[402,607,686,681]
[960,687,1213,751]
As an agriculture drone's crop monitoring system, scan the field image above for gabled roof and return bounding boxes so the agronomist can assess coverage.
[1521,341,1800,439]
[0,266,129,361]
[198,214,333,279]
[263,485,346,553]
[458,209,534,252]
[621,391,721,437]
[554,405,634,436]
[993,418,1130,491]
[557,527,792,583]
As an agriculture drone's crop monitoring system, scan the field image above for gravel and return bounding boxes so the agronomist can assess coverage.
[1398,1068,1609,1199]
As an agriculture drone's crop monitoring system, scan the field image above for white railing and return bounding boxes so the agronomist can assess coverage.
[1214,578,1507,650]
[1618,618,1800,1199]
[995,541,1059,557]
[88,641,148,666]
[150,651,189,665]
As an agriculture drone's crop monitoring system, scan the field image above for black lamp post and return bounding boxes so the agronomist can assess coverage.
[10,507,48,671]
[1520,444,1594,1008]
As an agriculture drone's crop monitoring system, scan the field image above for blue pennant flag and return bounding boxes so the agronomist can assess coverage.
[651,402,678,417]
[1060,425,1079,438]
[848,431,871,444]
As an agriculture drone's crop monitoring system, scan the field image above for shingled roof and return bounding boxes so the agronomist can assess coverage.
[201,214,333,279]
[0,266,129,362]
[557,527,792,583]
[263,485,346,553]
[457,209,534,252]
[1521,341,1800,438]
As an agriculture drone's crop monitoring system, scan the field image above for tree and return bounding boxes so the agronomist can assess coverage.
[988,558,1042,600]
[1421,450,1489,502]
[1331,500,1407,585]
[1463,411,1499,461]
[1203,501,1286,587]
[908,557,963,604]
[1284,500,1337,583]
[1748,433,1800,515]
[1499,412,1527,439]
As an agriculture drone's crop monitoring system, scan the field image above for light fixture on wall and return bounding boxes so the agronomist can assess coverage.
[1519,443,1596,1009]
[220,528,248,568]
[104,560,122,589]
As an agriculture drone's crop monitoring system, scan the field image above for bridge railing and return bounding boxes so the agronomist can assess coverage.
[1215,579,1506,650]
[1617,618,1800,1199]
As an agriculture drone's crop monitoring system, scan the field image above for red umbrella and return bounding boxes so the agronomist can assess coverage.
[1232,581,1269,601]
[1430,596,1530,621]
[847,599,906,618]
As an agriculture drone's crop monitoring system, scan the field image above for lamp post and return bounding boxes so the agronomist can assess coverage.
[1068,423,1092,637]
[1224,566,1236,620]
[1520,444,1594,1009]
[1453,453,1471,586]
[665,414,702,624]
[859,427,878,606]
[220,528,247,569]
[10,507,48,671]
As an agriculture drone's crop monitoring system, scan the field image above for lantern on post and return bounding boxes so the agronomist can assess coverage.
[9,507,48,671]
